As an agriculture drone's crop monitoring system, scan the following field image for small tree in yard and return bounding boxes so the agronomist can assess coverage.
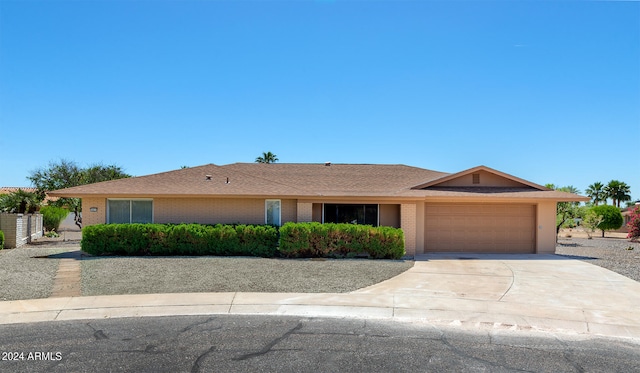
[582,210,604,239]
[546,184,582,236]
[591,205,623,238]
[627,205,640,241]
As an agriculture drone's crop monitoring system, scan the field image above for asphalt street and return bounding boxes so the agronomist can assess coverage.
[1,315,638,373]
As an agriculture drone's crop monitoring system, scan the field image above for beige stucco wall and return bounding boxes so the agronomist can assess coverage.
[536,201,558,254]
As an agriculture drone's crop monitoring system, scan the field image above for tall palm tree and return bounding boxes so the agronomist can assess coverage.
[604,180,632,208]
[614,182,632,208]
[585,182,605,206]
[255,151,279,164]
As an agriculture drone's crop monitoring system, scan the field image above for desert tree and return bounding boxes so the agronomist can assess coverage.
[546,184,582,236]
[28,159,130,228]
[591,205,623,237]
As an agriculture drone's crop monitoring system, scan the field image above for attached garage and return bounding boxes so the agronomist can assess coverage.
[424,203,536,253]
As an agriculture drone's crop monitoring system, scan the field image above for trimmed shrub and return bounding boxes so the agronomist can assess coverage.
[279,222,405,259]
[591,205,623,237]
[40,205,70,231]
[81,223,278,257]
[0,230,4,249]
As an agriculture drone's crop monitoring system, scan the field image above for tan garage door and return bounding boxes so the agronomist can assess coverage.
[425,204,535,253]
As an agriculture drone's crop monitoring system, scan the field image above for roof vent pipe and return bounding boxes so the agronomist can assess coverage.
[325,162,331,166]
[205,175,212,181]
[225,177,230,184]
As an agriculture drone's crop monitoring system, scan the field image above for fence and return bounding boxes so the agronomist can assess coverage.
[0,213,43,248]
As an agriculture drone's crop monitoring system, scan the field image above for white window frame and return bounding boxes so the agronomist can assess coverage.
[265,199,282,226]
[107,199,154,224]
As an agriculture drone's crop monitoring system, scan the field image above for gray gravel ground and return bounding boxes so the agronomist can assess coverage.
[3,234,639,301]
[0,245,71,301]
[81,256,413,296]
[556,237,640,282]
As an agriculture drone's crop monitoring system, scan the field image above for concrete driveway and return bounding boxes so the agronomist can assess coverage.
[1,253,639,341]
[354,253,640,339]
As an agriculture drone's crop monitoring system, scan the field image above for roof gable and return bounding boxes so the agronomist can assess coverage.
[412,165,550,190]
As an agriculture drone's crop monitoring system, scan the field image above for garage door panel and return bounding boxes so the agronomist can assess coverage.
[425,204,535,253]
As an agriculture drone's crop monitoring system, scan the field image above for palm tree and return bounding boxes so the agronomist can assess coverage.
[604,180,631,208]
[255,151,279,164]
[585,182,605,206]
[614,182,632,208]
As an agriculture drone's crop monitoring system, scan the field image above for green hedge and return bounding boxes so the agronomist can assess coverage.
[40,206,70,231]
[82,223,278,257]
[279,222,405,259]
[0,230,4,249]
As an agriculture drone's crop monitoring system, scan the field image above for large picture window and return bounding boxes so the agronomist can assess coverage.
[265,200,281,226]
[323,204,378,226]
[107,199,153,224]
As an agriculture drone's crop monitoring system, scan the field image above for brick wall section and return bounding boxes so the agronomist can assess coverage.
[296,202,313,223]
[80,197,297,226]
[281,199,297,224]
[401,204,417,256]
[0,213,42,248]
[0,213,18,248]
[154,198,297,225]
[82,198,107,226]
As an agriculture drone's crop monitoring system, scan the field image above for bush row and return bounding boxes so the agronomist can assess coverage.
[279,222,405,259]
[81,222,406,259]
[0,230,4,249]
[81,224,278,257]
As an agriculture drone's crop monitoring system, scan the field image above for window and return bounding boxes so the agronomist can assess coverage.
[472,173,480,184]
[107,199,153,224]
[265,200,281,226]
[323,204,378,226]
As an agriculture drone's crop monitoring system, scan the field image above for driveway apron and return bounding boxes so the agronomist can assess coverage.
[354,253,640,339]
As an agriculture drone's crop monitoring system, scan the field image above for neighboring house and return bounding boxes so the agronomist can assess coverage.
[49,163,588,256]
[0,187,58,205]
[618,202,640,233]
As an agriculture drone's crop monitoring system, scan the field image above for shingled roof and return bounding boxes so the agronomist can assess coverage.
[48,163,588,201]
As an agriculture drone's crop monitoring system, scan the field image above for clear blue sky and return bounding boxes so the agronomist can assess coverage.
[1,1,638,201]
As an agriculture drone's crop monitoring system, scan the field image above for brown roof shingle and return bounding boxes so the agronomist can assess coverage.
[48,163,588,202]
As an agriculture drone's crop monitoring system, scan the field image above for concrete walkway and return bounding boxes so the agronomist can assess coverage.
[49,251,82,298]
[1,254,639,341]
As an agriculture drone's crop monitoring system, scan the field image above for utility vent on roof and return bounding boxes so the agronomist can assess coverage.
[325,162,331,166]
[472,173,480,184]
[205,175,212,181]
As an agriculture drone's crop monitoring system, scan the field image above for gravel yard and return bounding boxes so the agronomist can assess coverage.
[0,245,71,301]
[556,237,640,282]
[81,256,413,296]
[2,232,639,301]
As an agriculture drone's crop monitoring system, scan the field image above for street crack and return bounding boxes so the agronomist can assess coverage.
[233,322,303,361]
[191,345,217,373]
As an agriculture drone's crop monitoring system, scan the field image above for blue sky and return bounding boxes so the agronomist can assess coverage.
[1,1,638,201]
